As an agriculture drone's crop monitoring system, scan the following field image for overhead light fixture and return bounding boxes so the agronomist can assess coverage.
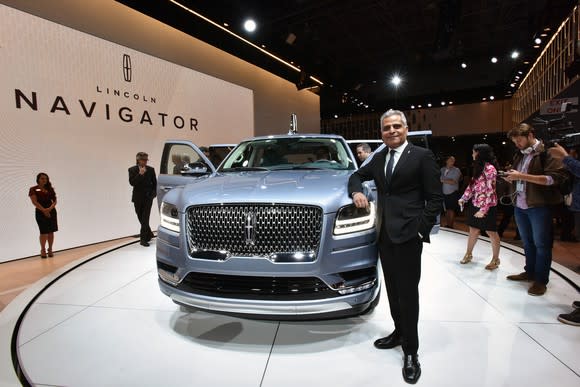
[411,105,415,109]
[223,22,229,27]
[243,19,257,32]
[510,83,516,87]
[491,57,498,63]
[449,101,453,105]
[418,105,422,108]
[461,62,467,69]
[427,103,432,107]
[285,33,297,45]
[533,45,540,49]
[534,38,542,44]
[511,51,519,59]
[490,96,495,100]
[334,114,338,118]
[391,75,402,87]
[441,101,446,106]
[482,97,487,101]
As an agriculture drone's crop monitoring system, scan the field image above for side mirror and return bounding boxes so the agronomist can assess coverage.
[181,162,209,175]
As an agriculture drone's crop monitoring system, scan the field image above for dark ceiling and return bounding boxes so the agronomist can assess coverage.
[117,0,577,118]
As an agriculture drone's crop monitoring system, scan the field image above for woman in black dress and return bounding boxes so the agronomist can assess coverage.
[28,173,58,258]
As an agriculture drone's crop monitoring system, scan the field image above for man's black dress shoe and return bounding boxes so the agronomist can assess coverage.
[402,354,421,384]
[140,241,150,247]
[373,331,402,349]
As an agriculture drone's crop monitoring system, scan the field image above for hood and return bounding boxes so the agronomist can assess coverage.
[178,170,353,212]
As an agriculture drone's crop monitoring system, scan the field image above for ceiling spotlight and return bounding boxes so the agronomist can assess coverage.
[411,105,415,109]
[243,19,257,32]
[482,97,487,101]
[441,101,446,106]
[490,96,495,100]
[461,62,467,69]
[511,51,520,59]
[223,22,229,27]
[427,103,432,107]
[524,61,530,64]
[391,75,402,87]
[334,114,338,119]
[533,45,540,49]
[510,83,516,87]
[449,101,453,105]
[491,57,498,63]
[544,27,551,31]
[418,105,422,108]
[534,38,542,44]
[518,71,523,74]
[540,33,548,37]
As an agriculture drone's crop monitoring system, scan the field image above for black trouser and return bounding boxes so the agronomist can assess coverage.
[133,199,153,242]
[378,229,422,355]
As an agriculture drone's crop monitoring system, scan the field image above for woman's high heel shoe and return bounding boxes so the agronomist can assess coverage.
[47,249,54,258]
[485,257,500,270]
[40,250,47,259]
[460,253,473,264]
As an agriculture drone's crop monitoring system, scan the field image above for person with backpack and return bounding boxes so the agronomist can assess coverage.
[502,124,568,296]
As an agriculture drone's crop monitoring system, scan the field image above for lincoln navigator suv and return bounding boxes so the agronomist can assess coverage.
[155,133,380,319]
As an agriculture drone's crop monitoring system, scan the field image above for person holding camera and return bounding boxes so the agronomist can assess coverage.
[502,124,568,296]
[549,143,580,325]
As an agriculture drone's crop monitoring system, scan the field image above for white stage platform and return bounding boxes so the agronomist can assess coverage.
[1,230,579,386]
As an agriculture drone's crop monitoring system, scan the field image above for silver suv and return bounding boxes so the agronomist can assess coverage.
[156,133,380,319]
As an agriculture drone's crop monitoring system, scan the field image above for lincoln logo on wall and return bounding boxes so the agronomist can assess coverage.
[123,54,132,82]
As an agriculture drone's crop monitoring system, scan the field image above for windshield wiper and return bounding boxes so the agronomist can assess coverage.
[288,165,323,170]
[220,167,269,172]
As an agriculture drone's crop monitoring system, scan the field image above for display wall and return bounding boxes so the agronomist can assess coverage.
[0,5,254,262]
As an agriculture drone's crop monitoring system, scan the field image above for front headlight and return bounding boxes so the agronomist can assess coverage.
[333,201,376,235]
[160,202,180,233]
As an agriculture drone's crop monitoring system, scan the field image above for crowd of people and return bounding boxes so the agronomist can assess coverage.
[437,123,579,326]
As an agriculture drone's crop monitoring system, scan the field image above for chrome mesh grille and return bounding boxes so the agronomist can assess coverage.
[186,204,322,257]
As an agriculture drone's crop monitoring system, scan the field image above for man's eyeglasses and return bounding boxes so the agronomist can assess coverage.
[382,123,404,130]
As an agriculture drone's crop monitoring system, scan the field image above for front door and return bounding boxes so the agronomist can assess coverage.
[157,140,216,204]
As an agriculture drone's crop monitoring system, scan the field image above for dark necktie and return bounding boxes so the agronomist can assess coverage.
[386,148,396,181]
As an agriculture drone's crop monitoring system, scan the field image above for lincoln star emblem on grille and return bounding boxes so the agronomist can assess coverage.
[244,211,257,245]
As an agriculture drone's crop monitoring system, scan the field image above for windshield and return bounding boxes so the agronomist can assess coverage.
[219,137,356,171]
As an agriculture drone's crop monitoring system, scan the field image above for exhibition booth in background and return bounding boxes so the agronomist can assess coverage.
[0,0,320,263]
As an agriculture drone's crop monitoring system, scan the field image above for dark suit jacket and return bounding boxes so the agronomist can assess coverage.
[128,165,157,203]
[348,143,443,243]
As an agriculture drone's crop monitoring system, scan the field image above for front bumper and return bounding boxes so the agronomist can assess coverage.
[159,277,379,320]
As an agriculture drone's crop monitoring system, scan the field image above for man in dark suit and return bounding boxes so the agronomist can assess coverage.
[128,152,157,247]
[348,109,443,384]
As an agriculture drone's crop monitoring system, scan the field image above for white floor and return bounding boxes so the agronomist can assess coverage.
[1,230,579,387]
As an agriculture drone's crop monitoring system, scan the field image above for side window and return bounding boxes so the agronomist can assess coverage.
[167,144,204,175]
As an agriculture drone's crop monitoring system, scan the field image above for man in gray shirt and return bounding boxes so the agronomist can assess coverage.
[440,156,462,228]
